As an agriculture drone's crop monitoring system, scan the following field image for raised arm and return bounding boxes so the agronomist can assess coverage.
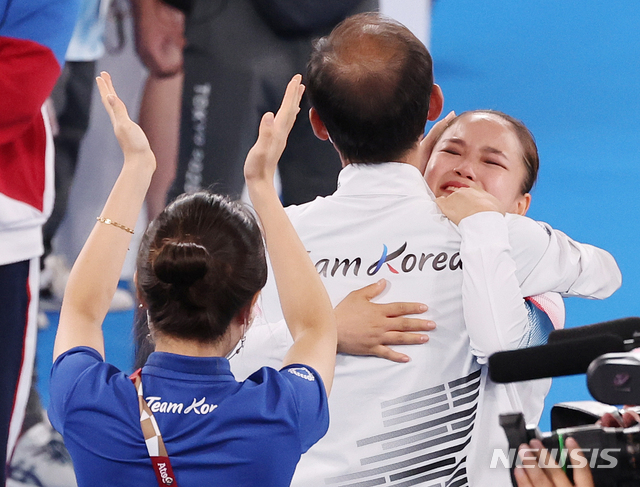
[243,75,337,393]
[437,188,535,358]
[458,211,539,358]
[437,187,618,359]
[53,72,156,361]
[511,220,622,299]
[436,186,621,301]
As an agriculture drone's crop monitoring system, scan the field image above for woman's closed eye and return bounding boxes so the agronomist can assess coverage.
[483,159,505,168]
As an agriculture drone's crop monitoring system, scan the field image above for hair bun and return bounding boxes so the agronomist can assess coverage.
[153,240,209,287]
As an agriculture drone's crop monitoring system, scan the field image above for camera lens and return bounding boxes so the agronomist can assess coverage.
[613,373,631,389]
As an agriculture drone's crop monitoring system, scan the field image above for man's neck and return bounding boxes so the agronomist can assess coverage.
[341,142,424,174]
[402,144,426,173]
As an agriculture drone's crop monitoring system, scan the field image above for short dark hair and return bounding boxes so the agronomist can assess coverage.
[438,110,540,194]
[136,192,267,343]
[306,13,434,164]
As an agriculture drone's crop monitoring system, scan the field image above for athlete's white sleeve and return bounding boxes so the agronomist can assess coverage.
[506,213,622,298]
[458,212,528,360]
[458,212,608,486]
[458,212,620,360]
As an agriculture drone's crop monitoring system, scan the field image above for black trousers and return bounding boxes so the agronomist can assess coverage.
[0,260,36,484]
[169,0,376,207]
[42,61,96,258]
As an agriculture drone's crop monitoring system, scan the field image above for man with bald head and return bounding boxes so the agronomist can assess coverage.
[305,13,442,166]
[231,13,615,486]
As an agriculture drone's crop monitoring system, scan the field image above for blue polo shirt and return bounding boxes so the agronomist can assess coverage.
[49,347,329,486]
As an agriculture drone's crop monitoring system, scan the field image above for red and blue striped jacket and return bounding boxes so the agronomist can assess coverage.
[0,0,81,265]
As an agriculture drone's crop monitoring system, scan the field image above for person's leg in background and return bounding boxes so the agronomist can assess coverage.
[130,0,187,368]
[41,59,133,312]
[169,0,293,203]
[0,259,39,485]
[132,67,183,361]
[42,61,96,266]
[5,182,77,487]
[131,0,187,220]
[140,72,183,220]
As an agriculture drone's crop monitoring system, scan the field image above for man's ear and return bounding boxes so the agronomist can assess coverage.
[309,107,330,141]
[427,84,444,122]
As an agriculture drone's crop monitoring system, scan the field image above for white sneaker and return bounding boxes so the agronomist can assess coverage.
[7,421,77,487]
[43,255,69,299]
[40,254,134,311]
[109,287,135,311]
[37,311,50,330]
[39,255,69,311]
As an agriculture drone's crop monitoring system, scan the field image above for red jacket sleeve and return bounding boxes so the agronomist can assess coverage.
[0,36,60,145]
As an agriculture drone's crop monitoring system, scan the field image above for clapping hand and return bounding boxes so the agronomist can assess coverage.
[244,74,305,195]
[96,71,155,168]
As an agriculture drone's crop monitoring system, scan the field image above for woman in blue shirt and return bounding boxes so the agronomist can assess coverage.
[48,72,337,486]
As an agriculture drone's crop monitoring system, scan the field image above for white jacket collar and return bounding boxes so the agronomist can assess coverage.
[335,162,435,199]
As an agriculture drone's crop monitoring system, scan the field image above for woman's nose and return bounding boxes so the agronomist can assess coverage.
[454,159,475,180]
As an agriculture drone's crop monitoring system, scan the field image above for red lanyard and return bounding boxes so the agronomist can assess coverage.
[130,369,180,486]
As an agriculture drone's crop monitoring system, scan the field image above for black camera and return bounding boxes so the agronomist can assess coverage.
[500,411,640,487]
[588,352,640,406]
[489,317,640,486]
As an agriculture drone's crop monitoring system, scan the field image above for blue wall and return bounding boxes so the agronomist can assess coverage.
[430,0,640,430]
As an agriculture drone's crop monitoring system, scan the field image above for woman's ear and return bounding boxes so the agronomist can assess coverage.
[238,292,261,325]
[133,271,147,308]
[515,193,532,216]
[250,291,260,310]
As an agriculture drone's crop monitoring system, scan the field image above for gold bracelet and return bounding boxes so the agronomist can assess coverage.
[96,216,134,234]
